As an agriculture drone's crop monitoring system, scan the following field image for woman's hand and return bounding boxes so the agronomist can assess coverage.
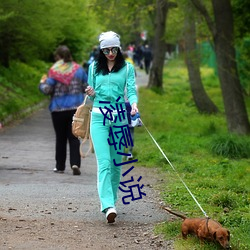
[40,74,47,83]
[131,103,138,116]
[85,86,95,97]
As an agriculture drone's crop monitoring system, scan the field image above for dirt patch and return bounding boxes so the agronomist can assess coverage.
[0,166,173,249]
[0,215,174,250]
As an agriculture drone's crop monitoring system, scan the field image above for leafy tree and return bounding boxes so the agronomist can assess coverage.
[0,0,58,66]
[191,0,250,134]
[148,0,177,89]
[91,0,155,47]
[183,1,218,114]
[54,1,99,62]
[232,0,250,95]
[232,0,250,40]
[0,0,99,67]
[164,1,184,44]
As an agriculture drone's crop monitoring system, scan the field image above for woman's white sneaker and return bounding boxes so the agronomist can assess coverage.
[105,208,117,223]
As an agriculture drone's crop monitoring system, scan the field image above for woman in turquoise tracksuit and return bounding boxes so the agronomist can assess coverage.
[86,31,138,223]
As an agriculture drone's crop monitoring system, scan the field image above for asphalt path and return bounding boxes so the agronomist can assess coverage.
[0,69,172,249]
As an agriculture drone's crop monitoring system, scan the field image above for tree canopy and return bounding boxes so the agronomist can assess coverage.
[0,0,249,134]
[0,0,99,66]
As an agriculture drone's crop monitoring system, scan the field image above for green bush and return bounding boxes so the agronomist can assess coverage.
[210,191,237,209]
[0,60,49,123]
[210,135,250,159]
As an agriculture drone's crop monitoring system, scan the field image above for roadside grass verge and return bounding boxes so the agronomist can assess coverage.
[0,60,50,124]
[134,58,250,250]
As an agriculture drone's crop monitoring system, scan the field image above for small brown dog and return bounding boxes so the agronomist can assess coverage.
[162,207,231,249]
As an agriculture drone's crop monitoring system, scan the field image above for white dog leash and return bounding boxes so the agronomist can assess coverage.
[139,118,209,218]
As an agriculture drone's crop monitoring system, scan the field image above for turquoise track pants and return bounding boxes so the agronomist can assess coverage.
[90,111,128,212]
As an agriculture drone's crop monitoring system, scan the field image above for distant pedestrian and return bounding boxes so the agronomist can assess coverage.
[134,45,144,69]
[86,46,99,71]
[39,45,88,175]
[143,44,152,74]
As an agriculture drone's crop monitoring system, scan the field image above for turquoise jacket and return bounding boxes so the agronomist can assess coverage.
[87,62,138,109]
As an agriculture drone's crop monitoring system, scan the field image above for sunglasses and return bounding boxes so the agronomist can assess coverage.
[102,47,119,55]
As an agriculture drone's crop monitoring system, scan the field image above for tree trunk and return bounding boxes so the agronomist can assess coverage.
[212,0,250,134]
[184,4,218,114]
[147,0,169,89]
[191,0,250,134]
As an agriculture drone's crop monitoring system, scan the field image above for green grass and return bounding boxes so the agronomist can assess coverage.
[0,60,50,123]
[1,57,249,249]
[133,58,250,250]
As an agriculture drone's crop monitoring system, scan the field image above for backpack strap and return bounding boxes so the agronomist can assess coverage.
[92,61,95,89]
[124,62,129,101]
[79,95,94,158]
[126,62,129,88]
[79,116,94,158]
[78,62,95,158]
[79,138,94,158]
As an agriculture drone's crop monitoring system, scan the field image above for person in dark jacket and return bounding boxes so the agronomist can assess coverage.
[143,44,152,74]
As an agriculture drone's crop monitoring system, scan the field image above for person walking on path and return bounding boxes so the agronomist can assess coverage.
[39,45,88,176]
[85,31,138,223]
[143,44,153,75]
